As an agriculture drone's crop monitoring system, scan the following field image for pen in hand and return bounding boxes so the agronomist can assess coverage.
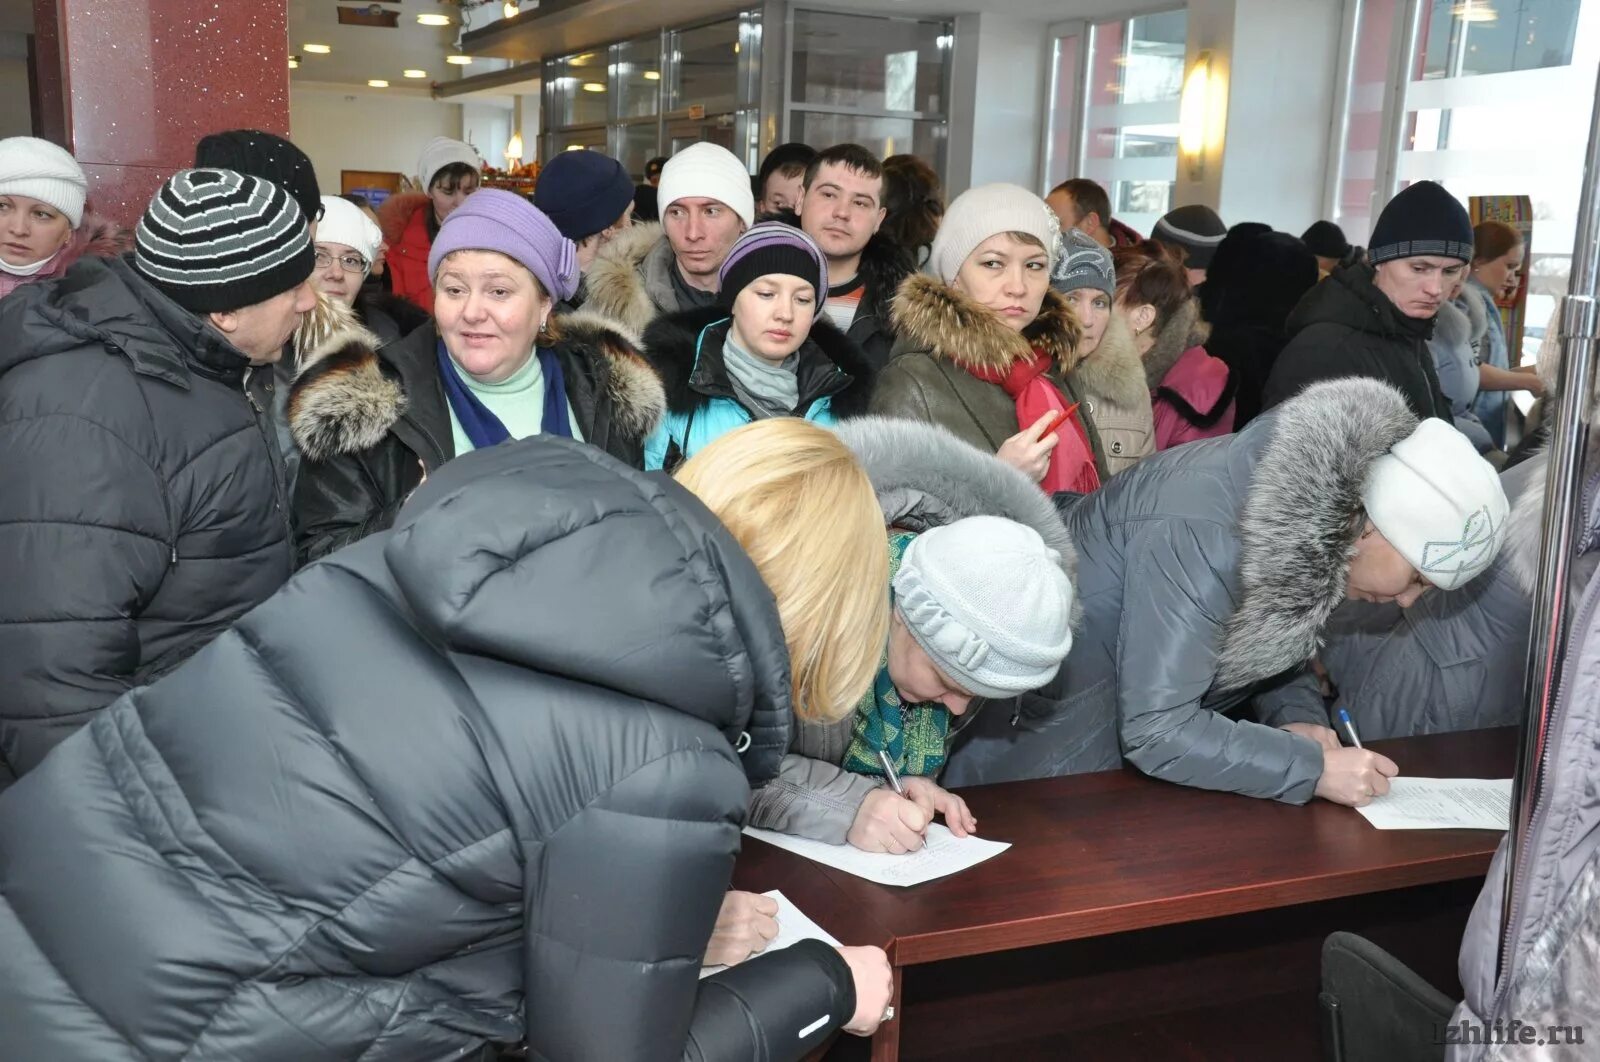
[878,749,907,796]
[1338,708,1364,749]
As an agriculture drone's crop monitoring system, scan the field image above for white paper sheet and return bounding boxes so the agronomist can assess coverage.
[1355,777,1513,831]
[699,889,841,978]
[741,823,1011,886]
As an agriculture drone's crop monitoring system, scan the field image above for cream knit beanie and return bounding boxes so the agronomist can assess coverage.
[929,183,1062,284]
[0,137,87,227]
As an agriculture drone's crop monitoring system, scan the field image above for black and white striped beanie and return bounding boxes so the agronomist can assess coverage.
[133,168,314,314]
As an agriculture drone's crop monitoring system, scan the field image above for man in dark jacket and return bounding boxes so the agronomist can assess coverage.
[0,435,871,1060]
[0,168,315,786]
[1261,180,1472,419]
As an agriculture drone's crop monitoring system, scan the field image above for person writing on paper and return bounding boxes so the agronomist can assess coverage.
[944,378,1510,809]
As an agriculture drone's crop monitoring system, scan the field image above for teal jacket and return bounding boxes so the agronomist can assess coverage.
[639,307,876,471]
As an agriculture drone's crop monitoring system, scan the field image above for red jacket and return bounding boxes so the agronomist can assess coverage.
[378,193,434,314]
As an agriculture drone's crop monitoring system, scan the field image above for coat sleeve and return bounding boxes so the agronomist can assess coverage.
[292,451,406,565]
[747,752,881,845]
[1252,670,1331,729]
[868,361,936,423]
[0,415,171,777]
[522,744,855,1061]
[1116,522,1324,803]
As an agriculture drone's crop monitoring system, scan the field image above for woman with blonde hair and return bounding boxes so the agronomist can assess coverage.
[0,421,896,1059]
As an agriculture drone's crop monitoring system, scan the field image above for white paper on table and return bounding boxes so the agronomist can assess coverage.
[1355,777,1513,831]
[699,889,841,979]
[741,822,1011,886]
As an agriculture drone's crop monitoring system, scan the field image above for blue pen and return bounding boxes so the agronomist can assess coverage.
[1337,708,1364,749]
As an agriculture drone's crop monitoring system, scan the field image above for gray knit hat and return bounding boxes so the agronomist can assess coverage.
[1152,205,1227,269]
[893,516,1075,699]
[1051,227,1114,296]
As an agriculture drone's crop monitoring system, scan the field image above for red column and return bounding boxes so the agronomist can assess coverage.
[32,0,290,228]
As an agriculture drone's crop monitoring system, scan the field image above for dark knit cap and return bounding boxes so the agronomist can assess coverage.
[134,169,314,314]
[758,142,818,187]
[1368,180,1473,264]
[717,221,829,308]
[1151,205,1227,268]
[1300,219,1350,260]
[533,149,636,242]
[195,130,322,225]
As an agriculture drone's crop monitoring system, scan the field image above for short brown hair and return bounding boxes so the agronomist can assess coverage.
[1473,220,1522,264]
[1113,240,1190,331]
[803,143,885,205]
[1049,178,1112,227]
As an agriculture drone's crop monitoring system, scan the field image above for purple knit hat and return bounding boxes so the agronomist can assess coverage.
[427,188,580,302]
[716,221,830,308]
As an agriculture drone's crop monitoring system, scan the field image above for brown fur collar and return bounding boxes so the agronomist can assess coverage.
[59,212,132,270]
[584,221,669,336]
[891,273,1083,375]
[377,193,430,246]
[1069,311,1147,409]
[1141,298,1210,389]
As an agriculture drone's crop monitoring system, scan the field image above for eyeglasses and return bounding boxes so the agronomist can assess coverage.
[314,249,369,274]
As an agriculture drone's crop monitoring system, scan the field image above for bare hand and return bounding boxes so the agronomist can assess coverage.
[996,412,1062,483]
[837,945,894,1036]
[703,890,779,967]
[847,788,931,853]
[902,776,977,837]
[1315,747,1400,807]
[1280,722,1343,753]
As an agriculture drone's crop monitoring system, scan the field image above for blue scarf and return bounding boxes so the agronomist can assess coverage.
[436,339,573,450]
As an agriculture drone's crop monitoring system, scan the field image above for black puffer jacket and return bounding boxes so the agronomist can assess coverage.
[0,436,855,1060]
[0,255,294,787]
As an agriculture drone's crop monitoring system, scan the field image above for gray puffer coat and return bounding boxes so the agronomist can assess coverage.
[946,377,1430,801]
[0,436,853,1061]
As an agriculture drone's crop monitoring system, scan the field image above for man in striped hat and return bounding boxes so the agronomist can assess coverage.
[0,168,315,787]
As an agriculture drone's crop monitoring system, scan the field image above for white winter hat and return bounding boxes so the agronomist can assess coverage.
[893,516,1075,700]
[0,136,87,227]
[315,196,382,265]
[416,136,480,191]
[929,183,1062,285]
[1363,418,1510,591]
[657,143,755,227]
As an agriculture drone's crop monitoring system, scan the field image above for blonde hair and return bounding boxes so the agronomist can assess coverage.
[675,420,890,723]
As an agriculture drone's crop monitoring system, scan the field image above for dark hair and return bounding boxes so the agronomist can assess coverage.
[758,143,819,195]
[645,156,669,179]
[429,162,479,195]
[803,144,885,204]
[1113,240,1190,332]
[1049,178,1112,228]
[1473,220,1522,264]
[881,154,943,258]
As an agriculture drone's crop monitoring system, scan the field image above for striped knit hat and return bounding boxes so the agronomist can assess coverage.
[716,221,828,308]
[134,169,314,314]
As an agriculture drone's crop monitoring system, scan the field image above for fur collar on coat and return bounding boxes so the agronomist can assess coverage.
[890,273,1084,375]
[583,221,672,336]
[1141,298,1210,390]
[377,192,430,247]
[1072,312,1148,408]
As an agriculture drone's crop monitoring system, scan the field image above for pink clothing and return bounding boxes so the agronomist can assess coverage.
[0,213,131,302]
[1151,344,1236,449]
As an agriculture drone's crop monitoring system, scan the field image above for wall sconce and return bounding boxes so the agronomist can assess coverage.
[1178,51,1212,181]
[505,133,525,163]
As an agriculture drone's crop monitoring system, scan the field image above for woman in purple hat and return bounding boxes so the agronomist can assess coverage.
[288,188,667,563]
[639,220,876,471]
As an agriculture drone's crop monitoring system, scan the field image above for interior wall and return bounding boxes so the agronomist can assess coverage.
[945,11,1051,198]
[461,100,514,169]
[0,33,31,138]
[290,85,464,194]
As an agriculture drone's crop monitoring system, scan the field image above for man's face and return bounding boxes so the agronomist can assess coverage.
[886,615,975,716]
[798,162,886,261]
[1373,255,1467,319]
[1045,189,1081,232]
[663,197,745,281]
[211,280,318,364]
[759,169,805,216]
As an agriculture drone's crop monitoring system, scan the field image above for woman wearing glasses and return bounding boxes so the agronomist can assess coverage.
[307,196,428,344]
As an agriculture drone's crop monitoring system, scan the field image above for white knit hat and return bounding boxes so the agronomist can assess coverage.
[1363,419,1510,591]
[657,143,755,227]
[929,183,1062,285]
[893,516,1075,700]
[0,136,87,227]
[415,136,480,191]
[316,195,382,265]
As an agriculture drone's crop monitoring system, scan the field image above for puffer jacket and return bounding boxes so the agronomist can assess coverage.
[747,416,1077,842]
[0,211,131,302]
[0,435,856,1061]
[1429,296,1495,453]
[639,306,875,471]
[1068,311,1156,473]
[1143,299,1235,449]
[585,221,684,335]
[1262,262,1452,421]
[1464,275,1512,449]
[378,192,435,314]
[289,309,666,564]
[0,255,294,787]
[871,274,1109,482]
[945,377,1429,799]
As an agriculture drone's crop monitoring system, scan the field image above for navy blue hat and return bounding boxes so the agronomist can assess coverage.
[1368,181,1473,265]
[533,150,636,242]
[1301,219,1350,260]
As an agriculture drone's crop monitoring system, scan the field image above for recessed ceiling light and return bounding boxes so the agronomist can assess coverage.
[416,14,451,27]
[564,145,586,151]
[403,69,428,78]
[447,54,473,65]
[368,79,390,88]
[642,70,660,80]
[303,43,331,54]
[582,82,605,92]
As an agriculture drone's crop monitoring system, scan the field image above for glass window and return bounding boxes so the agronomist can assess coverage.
[547,51,609,127]
[615,122,661,179]
[790,10,948,113]
[544,127,608,159]
[1419,0,1581,79]
[1042,31,1083,191]
[669,19,741,115]
[790,112,947,172]
[1332,0,1403,242]
[616,36,662,120]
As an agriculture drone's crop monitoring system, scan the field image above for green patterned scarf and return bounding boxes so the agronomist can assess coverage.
[843,531,951,779]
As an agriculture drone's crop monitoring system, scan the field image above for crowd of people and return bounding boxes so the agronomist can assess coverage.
[0,127,1540,1060]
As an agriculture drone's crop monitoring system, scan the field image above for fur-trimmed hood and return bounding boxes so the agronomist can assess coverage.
[1215,377,1419,690]
[1141,298,1210,390]
[640,304,876,420]
[288,302,665,463]
[1073,310,1149,408]
[891,273,1084,375]
[1432,297,1473,351]
[60,213,132,271]
[377,192,430,247]
[584,221,673,336]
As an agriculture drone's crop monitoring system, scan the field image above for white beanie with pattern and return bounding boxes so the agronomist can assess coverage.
[929,182,1063,285]
[0,137,87,227]
[657,143,755,227]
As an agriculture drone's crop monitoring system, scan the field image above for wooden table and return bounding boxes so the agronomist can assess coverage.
[735,727,1515,1061]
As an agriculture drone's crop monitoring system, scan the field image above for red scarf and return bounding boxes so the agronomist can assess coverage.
[967,351,1100,494]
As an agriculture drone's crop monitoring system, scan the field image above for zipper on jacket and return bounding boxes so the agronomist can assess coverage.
[242,367,295,554]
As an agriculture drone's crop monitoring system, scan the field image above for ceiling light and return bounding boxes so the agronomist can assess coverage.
[303,43,331,54]
[416,13,451,27]
[447,55,473,65]
[564,145,586,151]
[368,79,390,88]
[288,57,300,69]
[403,69,428,79]
[1452,1,1499,21]
[642,70,660,81]
[582,82,605,93]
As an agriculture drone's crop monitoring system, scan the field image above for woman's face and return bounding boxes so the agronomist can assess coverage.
[729,273,817,363]
[0,195,73,266]
[952,233,1050,334]
[429,174,479,225]
[1346,524,1429,608]
[434,250,550,383]
[310,241,367,306]
[1474,245,1523,299]
[1063,288,1111,354]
